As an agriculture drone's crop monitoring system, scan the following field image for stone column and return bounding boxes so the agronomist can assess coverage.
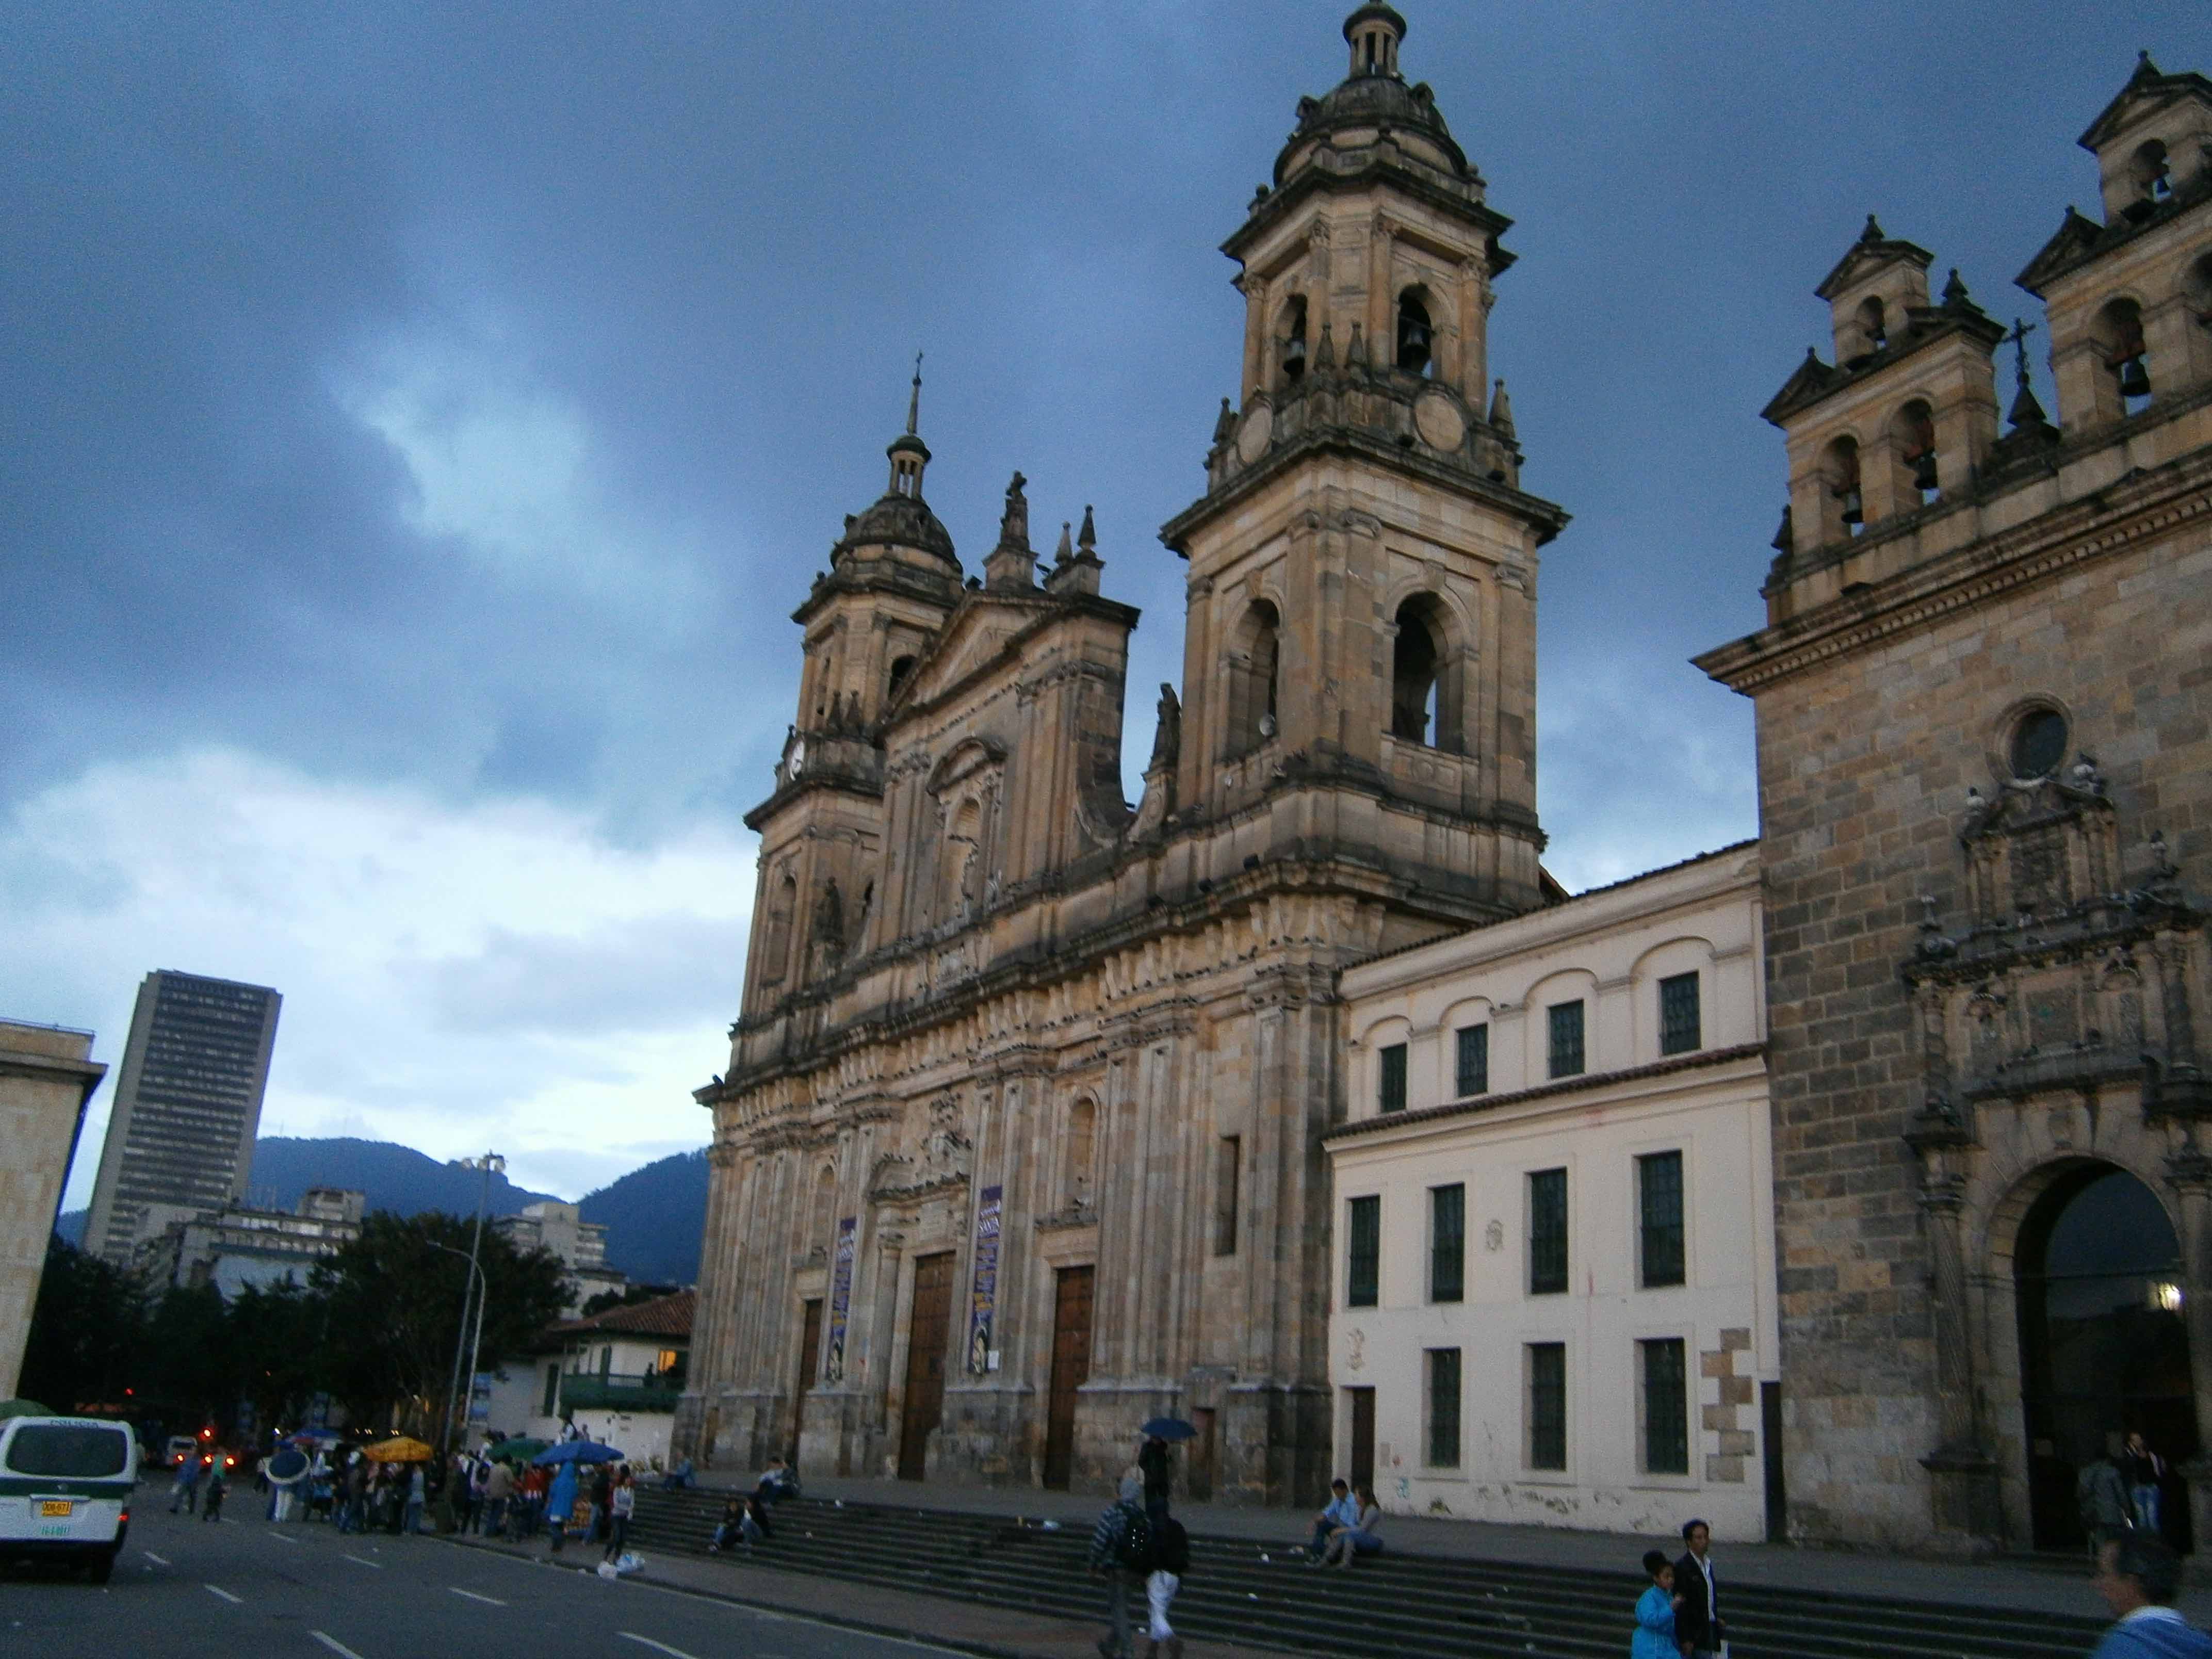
[2164,1147,2212,1556]
[1367,214,1395,357]
[1239,273,1266,405]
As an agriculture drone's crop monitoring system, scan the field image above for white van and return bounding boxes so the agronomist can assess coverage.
[0,1417,137,1582]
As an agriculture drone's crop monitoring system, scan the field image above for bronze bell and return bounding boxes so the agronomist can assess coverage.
[1911,448,1939,493]
[1840,483,1864,527]
[2118,354,2152,400]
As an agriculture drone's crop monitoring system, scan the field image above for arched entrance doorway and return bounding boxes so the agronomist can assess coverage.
[2015,1163,2196,1550]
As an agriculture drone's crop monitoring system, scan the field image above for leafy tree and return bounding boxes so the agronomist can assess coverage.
[227,1279,326,1433]
[17,1235,142,1413]
[135,1283,235,1430]
[311,1211,567,1439]
[579,1281,681,1318]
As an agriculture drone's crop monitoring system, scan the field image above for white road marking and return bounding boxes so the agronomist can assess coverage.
[619,1636,703,1659]
[267,1529,299,1544]
[203,1584,241,1604]
[142,1551,170,1566]
[342,1553,383,1569]
[448,1587,506,1606]
[311,1632,368,1659]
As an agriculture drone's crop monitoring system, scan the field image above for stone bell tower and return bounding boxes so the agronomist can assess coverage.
[1162,2,1567,918]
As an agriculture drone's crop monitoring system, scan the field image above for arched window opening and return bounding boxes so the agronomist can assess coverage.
[2186,252,2212,330]
[762,871,798,984]
[1064,1099,1097,1211]
[1896,399,1939,503]
[2015,1165,2196,1550]
[942,798,984,921]
[2132,140,2173,212]
[809,1164,837,1259]
[1396,289,1434,376]
[887,654,917,705]
[1227,599,1282,754]
[2095,299,2152,412]
[1824,435,1864,539]
[1852,296,1888,365]
[1390,596,1445,746]
[1278,296,1309,386]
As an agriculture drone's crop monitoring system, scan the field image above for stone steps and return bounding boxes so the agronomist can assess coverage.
[625,1491,2109,1659]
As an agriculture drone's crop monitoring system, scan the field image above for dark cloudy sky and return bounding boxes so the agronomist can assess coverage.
[5,1,2192,1203]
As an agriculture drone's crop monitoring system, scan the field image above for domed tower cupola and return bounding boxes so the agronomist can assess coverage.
[831,357,958,573]
[1344,3,1405,78]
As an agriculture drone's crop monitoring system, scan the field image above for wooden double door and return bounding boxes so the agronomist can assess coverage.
[898,1253,956,1481]
[1044,1265,1095,1490]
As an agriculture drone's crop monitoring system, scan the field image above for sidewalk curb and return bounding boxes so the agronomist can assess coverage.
[427,1528,1092,1659]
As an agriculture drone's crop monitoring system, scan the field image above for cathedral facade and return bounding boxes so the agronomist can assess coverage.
[1697,58,2212,1552]
[676,5,1564,1504]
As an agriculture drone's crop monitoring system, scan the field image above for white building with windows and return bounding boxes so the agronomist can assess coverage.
[1325,842,1777,1541]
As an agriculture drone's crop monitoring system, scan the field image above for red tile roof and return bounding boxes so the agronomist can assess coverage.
[550,1289,694,1340]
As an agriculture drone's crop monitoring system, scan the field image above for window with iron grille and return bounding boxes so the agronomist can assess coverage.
[1346,1195,1380,1308]
[1526,1342,1566,1470]
[1455,1022,1489,1097]
[1548,1000,1585,1079]
[1427,1347,1462,1467]
[1379,1043,1407,1113]
[1639,1337,1689,1474]
[1528,1167,1568,1295]
[1430,1183,1465,1303]
[1638,1150,1686,1288]
[1659,972,1702,1055]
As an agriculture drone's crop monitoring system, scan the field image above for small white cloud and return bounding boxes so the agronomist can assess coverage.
[0,747,751,1209]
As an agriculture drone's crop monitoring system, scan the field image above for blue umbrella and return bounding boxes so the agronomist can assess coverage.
[1141,1418,1197,1441]
[532,1440,623,1466]
[266,1448,308,1482]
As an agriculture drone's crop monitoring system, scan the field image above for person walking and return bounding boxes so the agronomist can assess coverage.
[1144,1508,1191,1659]
[1674,1517,1723,1657]
[2080,1447,2136,1553]
[403,1462,427,1535]
[1138,1434,1173,1528]
[170,1450,204,1515]
[603,1469,636,1565]
[2122,1433,2167,1538]
[1088,1469,1154,1659]
[1632,1550,1680,1659]
[201,1457,229,1523]
[2089,1532,2212,1656]
[546,1460,580,1555]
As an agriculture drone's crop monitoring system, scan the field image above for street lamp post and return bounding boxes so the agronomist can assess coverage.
[431,1241,489,1453]
[438,1151,503,1453]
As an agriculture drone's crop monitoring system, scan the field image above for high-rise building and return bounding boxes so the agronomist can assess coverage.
[83,971,282,1267]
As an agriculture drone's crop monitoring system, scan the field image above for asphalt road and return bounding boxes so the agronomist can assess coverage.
[0,1496,962,1659]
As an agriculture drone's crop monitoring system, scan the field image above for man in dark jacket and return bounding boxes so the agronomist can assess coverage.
[1088,1471,1151,1659]
[1674,1518,1722,1658]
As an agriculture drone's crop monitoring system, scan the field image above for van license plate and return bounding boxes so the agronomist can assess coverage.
[39,1501,73,1517]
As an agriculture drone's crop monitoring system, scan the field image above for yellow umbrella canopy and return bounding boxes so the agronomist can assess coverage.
[362,1436,434,1462]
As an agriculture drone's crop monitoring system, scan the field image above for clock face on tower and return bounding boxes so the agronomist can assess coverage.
[784,735,807,778]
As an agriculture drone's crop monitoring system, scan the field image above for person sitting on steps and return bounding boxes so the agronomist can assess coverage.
[1320,1484,1382,1568]
[1305,1477,1358,1562]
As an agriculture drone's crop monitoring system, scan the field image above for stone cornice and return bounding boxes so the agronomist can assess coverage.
[1697,445,2212,696]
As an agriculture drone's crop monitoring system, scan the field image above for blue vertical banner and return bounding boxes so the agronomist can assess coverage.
[967,1184,1003,1373]
[825,1217,856,1381]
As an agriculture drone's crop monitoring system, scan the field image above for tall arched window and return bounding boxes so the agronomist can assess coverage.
[808,1164,837,1259]
[1278,296,1309,387]
[1894,399,1939,504]
[1388,594,1467,753]
[761,870,798,984]
[1396,289,1434,376]
[887,654,917,706]
[1851,296,1888,365]
[2131,139,2173,211]
[1823,435,1863,541]
[2093,298,2152,415]
[1226,599,1281,755]
[1063,1098,1097,1211]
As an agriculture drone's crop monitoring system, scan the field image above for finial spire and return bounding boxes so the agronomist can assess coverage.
[1078,505,1097,551]
[906,351,923,435]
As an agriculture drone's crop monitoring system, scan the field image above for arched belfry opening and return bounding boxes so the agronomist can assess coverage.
[1344,2,1404,78]
[1389,594,1461,752]
[2014,1163,2196,1551]
[1396,288,1434,376]
[1279,296,1309,387]
[1226,599,1281,754]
